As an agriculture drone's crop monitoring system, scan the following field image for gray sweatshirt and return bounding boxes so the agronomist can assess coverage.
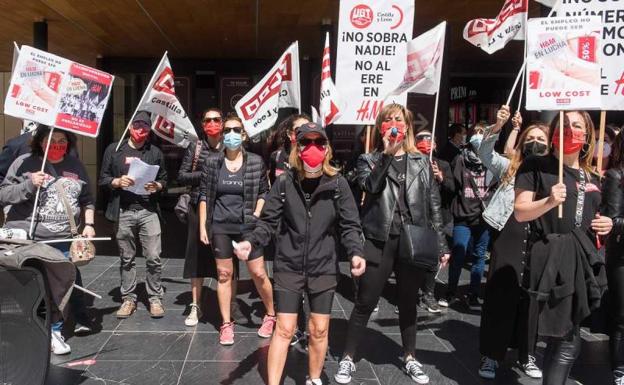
[0,153,94,240]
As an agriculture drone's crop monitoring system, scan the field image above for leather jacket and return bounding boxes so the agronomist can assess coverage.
[357,151,449,260]
[603,167,624,261]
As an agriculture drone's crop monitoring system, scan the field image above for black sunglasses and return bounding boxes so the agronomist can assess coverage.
[299,137,327,146]
[202,117,222,123]
[223,126,243,134]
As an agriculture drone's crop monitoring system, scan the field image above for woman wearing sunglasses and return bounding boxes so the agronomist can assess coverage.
[198,113,275,345]
[179,108,223,327]
[336,104,450,385]
[234,122,366,385]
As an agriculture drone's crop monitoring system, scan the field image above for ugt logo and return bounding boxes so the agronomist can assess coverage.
[350,4,373,29]
[153,67,175,95]
[153,115,175,139]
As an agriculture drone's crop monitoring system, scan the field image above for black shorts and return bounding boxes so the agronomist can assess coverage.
[274,286,335,315]
[211,233,263,260]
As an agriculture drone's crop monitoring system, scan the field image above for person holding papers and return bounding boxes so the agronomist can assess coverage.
[0,126,95,355]
[99,111,168,319]
[198,113,275,346]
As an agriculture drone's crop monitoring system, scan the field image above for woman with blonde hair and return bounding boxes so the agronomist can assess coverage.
[335,104,450,385]
[235,122,366,385]
[198,113,275,345]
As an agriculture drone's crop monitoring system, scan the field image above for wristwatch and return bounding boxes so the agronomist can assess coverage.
[84,223,95,227]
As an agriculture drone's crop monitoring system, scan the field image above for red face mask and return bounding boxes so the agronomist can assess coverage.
[202,122,222,137]
[380,121,406,142]
[299,144,326,172]
[130,126,150,144]
[416,140,432,154]
[552,126,586,155]
[47,143,67,162]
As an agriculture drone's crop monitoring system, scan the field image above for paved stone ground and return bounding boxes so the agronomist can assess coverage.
[46,256,612,385]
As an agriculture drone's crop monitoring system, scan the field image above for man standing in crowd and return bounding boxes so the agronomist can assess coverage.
[98,111,168,319]
[438,123,467,165]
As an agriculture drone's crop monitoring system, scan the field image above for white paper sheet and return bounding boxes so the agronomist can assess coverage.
[124,158,159,196]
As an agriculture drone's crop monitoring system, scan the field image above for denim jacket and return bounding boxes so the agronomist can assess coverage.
[477,132,513,231]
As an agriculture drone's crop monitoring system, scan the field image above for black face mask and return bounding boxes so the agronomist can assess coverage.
[522,141,548,158]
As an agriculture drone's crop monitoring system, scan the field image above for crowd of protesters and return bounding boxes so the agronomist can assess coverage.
[0,104,623,385]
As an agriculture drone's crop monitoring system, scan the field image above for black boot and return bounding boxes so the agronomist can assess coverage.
[611,330,624,384]
[542,332,582,385]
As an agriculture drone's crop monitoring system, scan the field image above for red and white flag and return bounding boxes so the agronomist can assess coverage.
[533,0,559,9]
[388,22,446,96]
[132,52,197,148]
[319,33,343,127]
[236,42,301,137]
[463,0,528,54]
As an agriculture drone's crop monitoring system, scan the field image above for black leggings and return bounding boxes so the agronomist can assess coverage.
[541,329,582,385]
[608,259,624,372]
[344,236,426,358]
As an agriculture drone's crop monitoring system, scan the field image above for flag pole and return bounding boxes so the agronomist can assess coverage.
[517,4,529,112]
[430,90,441,162]
[115,51,168,152]
[596,110,607,173]
[28,127,54,239]
[558,111,564,219]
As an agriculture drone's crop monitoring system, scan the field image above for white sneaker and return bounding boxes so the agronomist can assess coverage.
[404,359,429,384]
[615,370,624,385]
[335,357,356,384]
[184,303,202,327]
[51,330,71,355]
[519,355,542,379]
[305,378,323,385]
[478,356,498,379]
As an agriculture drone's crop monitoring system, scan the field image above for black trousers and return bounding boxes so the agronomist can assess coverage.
[608,258,624,373]
[344,236,426,358]
[542,329,582,385]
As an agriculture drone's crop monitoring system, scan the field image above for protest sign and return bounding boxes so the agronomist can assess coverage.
[464,0,528,55]
[335,0,414,124]
[559,1,624,110]
[320,32,344,127]
[129,52,197,148]
[235,42,301,137]
[4,45,113,138]
[525,16,603,110]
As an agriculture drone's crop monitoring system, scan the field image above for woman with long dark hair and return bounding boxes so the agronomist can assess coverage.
[235,122,365,385]
[198,114,275,345]
[476,105,548,380]
[514,111,612,385]
[603,131,624,385]
[335,104,450,385]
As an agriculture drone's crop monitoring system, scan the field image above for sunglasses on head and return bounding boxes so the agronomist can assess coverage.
[223,126,243,134]
[203,117,222,123]
[299,137,327,147]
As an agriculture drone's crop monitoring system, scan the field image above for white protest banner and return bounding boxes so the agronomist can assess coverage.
[235,42,301,137]
[559,1,624,111]
[4,45,113,138]
[464,0,528,55]
[525,16,603,110]
[131,52,197,148]
[533,0,560,9]
[388,21,446,96]
[335,0,414,124]
[320,33,344,127]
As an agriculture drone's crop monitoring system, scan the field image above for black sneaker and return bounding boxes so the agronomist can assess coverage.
[421,294,441,313]
[335,357,356,384]
[467,294,481,309]
[438,292,457,308]
[73,316,93,335]
[290,329,306,346]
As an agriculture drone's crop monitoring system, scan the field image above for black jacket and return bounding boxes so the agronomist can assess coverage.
[199,150,269,237]
[357,151,449,262]
[450,154,497,226]
[98,141,168,222]
[177,140,220,205]
[603,167,624,261]
[246,170,364,276]
[434,156,455,232]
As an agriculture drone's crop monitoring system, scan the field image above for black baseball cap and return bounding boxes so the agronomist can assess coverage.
[295,122,328,142]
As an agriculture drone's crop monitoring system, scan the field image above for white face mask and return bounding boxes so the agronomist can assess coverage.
[594,142,612,158]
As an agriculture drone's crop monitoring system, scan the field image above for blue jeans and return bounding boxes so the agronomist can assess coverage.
[448,223,490,296]
[51,242,87,332]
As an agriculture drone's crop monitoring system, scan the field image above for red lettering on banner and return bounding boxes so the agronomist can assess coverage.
[466,0,526,37]
[356,100,384,122]
[350,4,373,29]
[239,54,293,120]
[578,36,597,63]
[153,115,175,139]
[615,71,624,96]
[153,67,176,95]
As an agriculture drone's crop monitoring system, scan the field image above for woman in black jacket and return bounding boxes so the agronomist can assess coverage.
[235,122,365,385]
[336,104,450,385]
[178,108,223,327]
[198,114,274,345]
[603,132,624,385]
[515,111,612,385]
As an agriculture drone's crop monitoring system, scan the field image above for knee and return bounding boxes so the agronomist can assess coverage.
[249,266,268,281]
[308,321,328,340]
[275,320,296,340]
[217,268,233,284]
